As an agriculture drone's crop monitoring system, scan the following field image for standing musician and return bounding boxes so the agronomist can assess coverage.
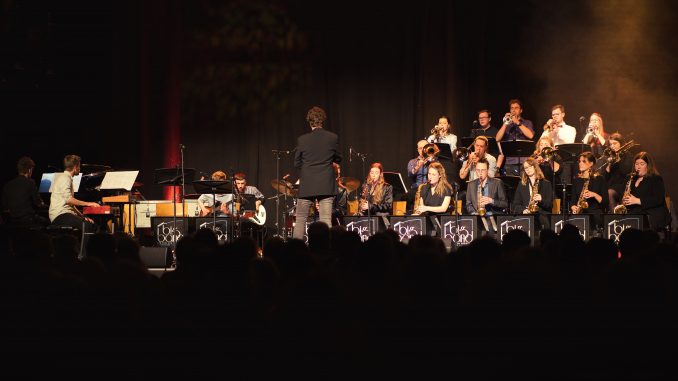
[466,158,508,215]
[581,112,609,157]
[495,99,535,175]
[413,162,454,215]
[620,152,671,231]
[48,154,99,233]
[197,170,230,216]
[533,136,562,185]
[512,157,553,228]
[427,115,458,154]
[541,104,576,145]
[357,162,393,215]
[458,136,497,181]
[570,152,608,228]
[602,133,634,213]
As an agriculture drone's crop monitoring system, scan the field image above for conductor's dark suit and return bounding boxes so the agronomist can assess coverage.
[293,127,341,239]
[295,128,342,198]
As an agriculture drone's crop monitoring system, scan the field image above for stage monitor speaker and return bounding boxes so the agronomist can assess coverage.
[139,246,170,268]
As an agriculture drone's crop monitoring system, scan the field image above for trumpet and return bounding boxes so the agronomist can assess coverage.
[502,112,515,125]
[430,124,447,139]
[586,125,598,135]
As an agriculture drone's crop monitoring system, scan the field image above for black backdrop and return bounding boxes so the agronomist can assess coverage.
[3,0,678,229]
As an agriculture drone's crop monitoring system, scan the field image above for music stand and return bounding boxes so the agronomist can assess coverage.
[154,167,196,251]
[496,175,520,213]
[100,170,140,233]
[554,143,591,163]
[497,140,535,159]
[193,179,232,231]
[383,172,408,198]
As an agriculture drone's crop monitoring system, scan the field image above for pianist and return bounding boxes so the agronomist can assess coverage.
[48,154,99,233]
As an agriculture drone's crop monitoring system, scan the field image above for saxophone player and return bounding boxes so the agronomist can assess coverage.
[357,163,393,216]
[621,152,671,231]
[570,152,608,227]
[413,162,454,215]
[466,158,508,215]
[512,157,553,228]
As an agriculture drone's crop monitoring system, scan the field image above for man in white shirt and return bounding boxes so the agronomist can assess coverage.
[49,154,99,232]
[541,104,576,145]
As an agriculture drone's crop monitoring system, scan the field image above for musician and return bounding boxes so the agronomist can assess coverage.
[541,104,576,145]
[231,173,265,212]
[471,109,499,138]
[358,163,393,215]
[408,140,437,190]
[495,99,535,175]
[581,112,609,157]
[427,115,458,154]
[570,152,608,227]
[1,156,48,228]
[466,158,508,215]
[459,136,497,181]
[413,162,454,215]
[512,157,553,228]
[621,152,671,231]
[293,106,342,239]
[533,136,562,184]
[197,170,230,216]
[602,133,633,212]
[48,155,99,233]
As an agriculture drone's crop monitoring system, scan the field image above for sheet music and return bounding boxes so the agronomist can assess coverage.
[40,173,83,193]
[100,171,139,191]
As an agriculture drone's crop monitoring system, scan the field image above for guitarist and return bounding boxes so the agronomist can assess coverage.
[197,170,231,216]
[232,172,265,216]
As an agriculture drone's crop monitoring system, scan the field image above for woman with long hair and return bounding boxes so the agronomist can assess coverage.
[413,162,454,215]
[512,157,553,228]
[602,132,634,212]
[570,152,608,228]
[581,112,609,157]
[533,136,562,185]
[357,162,393,215]
[621,152,671,230]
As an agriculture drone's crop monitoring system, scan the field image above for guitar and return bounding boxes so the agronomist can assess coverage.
[242,205,266,225]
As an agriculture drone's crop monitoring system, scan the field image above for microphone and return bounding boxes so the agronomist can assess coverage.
[349,147,352,162]
[283,173,290,180]
[579,116,586,122]
[473,120,479,127]
[179,144,186,150]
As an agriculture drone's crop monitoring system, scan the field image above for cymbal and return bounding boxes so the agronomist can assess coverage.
[271,179,296,196]
[337,176,360,192]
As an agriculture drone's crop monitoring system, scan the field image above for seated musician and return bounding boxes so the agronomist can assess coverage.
[602,133,634,212]
[459,136,497,181]
[512,157,553,229]
[48,155,99,233]
[357,163,393,216]
[230,172,266,234]
[197,170,230,216]
[413,162,453,215]
[570,152,608,228]
[1,156,48,228]
[533,136,561,185]
[620,152,671,231]
[466,158,508,215]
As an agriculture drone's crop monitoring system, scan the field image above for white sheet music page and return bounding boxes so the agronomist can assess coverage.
[100,171,140,191]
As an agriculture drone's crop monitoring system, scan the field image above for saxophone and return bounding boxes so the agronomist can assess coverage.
[573,170,591,214]
[412,183,426,215]
[613,171,635,214]
[355,183,369,216]
[527,179,540,213]
[477,180,486,216]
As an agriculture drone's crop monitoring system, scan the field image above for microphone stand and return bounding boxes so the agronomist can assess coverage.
[272,149,294,238]
[353,149,371,236]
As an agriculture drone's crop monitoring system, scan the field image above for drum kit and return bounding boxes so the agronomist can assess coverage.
[269,176,361,237]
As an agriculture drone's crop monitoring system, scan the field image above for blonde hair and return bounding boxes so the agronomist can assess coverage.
[428,162,453,196]
[520,157,545,185]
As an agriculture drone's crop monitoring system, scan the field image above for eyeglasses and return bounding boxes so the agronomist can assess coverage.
[478,116,489,119]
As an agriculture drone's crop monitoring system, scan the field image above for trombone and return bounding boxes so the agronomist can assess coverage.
[453,141,474,162]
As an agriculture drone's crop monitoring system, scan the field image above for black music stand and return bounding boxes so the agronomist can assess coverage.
[193,180,232,235]
[496,175,520,213]
[554,143,591,163]
[154,167,196,251]
[498,140,534,159]
[383,172,408,199]
[434,143,453,161]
